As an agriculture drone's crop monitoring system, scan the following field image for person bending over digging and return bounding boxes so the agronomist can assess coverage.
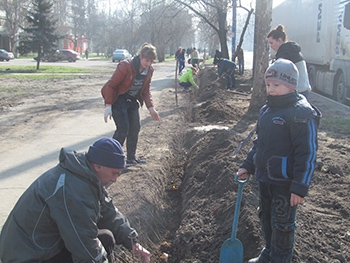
[178,66,199,92]
[0,137,151,263]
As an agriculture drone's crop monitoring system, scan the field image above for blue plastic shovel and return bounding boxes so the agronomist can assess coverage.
[219,174,250,263]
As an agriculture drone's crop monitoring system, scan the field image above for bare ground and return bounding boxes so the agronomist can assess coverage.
[0,64,349,263]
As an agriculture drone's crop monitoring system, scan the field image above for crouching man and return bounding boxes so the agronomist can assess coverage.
[0,137,150,263]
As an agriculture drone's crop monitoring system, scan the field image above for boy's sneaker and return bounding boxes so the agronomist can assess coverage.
[248,248,271,263]
[126,158,146,167]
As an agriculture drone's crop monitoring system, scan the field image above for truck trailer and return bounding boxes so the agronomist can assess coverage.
[272,0,350,104]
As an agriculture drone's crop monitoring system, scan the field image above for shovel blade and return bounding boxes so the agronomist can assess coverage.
[219,238,243,263]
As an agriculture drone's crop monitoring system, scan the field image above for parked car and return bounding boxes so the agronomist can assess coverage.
[7,52,14,59]
[60,49,80,62]
[0,49,14,61]
[112,49,132,62]
[34,51,64,62]
[34,49,80,62]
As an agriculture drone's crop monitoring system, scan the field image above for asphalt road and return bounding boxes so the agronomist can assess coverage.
[0,58,176,229]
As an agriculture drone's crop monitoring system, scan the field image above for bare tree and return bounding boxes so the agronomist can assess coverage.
[137,0,192,62]
[69,0,86,51]
[0,0,30,55]
[174,0,231,59]
[197,20,219,57]
[249,0,272,111]
[52,0,70,34]
[232,1,254,61]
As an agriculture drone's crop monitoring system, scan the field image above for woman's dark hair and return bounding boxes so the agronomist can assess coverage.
[267,24,287,42]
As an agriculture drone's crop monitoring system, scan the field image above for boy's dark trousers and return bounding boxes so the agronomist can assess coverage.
[257,182,298,263]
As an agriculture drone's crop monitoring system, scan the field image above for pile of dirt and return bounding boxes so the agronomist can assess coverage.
[121,67,350,263]
[1,62,348,263]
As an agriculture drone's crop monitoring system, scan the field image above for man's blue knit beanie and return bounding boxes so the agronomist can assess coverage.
[86,138,125,169]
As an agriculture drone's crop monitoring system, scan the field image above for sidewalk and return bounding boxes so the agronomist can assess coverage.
[0,62,175,229]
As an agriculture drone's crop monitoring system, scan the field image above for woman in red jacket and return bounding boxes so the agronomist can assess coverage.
[102,43,160,167]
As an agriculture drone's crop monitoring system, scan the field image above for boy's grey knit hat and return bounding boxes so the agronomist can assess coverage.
[265,58,299,89]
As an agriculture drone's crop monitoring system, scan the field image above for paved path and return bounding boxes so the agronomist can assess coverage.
[0,61,176,229]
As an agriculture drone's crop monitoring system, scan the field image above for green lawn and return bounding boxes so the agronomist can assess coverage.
[0,65,101,80]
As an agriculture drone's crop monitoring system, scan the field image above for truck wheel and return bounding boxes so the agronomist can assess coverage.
[334,72,346,104]
[308,65,317,91]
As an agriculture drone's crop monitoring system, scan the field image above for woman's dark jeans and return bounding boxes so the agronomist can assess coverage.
[257,182,298,263]
[112,95,140,161]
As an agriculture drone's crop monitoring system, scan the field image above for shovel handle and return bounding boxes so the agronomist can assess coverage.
[235,173,250,184]
[230,174,250,241]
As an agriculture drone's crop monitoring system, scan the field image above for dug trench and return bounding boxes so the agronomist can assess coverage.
[108,67,350,263]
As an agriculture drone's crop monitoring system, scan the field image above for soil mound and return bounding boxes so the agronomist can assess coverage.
[147,67,350,263]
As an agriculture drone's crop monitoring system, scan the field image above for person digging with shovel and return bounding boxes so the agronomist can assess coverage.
[213,50,236,90]
[237,59,321,263]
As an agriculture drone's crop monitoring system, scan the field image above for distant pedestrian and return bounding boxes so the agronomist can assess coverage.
[191,47,199,59]
[186,47,192,57]
[102,43,161,167]
[175,47,181,58]
[235,46,244,75]
[177,48,186,75]
[85,48,89,59]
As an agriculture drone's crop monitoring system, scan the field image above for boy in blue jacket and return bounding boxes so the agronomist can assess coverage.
[237,58,321,263]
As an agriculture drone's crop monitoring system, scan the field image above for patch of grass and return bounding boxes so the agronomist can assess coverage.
[0,86,22,93]
[0,74,81,80]
[0,65,95,73]
[320,118,350,137]
[321,118,350,129]
[0,65,102,80]
[87,53,110,60]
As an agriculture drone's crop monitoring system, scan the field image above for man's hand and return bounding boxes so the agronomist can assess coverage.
[149,107,161,121]
[133,243,150,263]
[104,105,112,123]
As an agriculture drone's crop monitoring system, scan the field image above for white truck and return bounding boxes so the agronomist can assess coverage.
[272,0,350,104]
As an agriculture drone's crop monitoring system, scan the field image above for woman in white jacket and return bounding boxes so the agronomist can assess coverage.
[267,24,312,99]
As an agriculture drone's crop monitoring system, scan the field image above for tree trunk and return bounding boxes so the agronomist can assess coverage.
[157,45,165,62]
[249,0,272,111]
[233,7,254,61]
[217,8,229,59]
